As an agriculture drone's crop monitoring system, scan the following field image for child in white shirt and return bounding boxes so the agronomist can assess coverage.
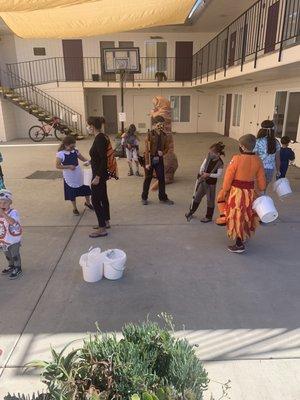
[0,190,22,279]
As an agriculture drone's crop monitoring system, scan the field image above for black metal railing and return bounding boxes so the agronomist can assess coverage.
[0,68,83,133]
[192,0,300,82]
[6,57,193,86]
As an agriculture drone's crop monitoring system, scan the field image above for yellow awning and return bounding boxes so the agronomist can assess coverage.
[0,0,195,38]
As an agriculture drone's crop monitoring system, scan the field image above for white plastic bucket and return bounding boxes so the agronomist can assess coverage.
[79,247,104,283]
[273,178,292,199]
[252,195,278,223]
[103,249,127,280]
[83,168,93,187]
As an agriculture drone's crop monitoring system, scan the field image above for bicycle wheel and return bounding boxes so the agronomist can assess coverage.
[28,125,46,142]
[54,128,66,141]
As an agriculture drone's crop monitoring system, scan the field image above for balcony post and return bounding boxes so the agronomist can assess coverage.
[278,0,289,62]
[241,12,248,71]
[55,58,59,87]
[200,50,203,83]
[207,43,210,82]
[224,27,229,77]
[254,0,263,69]
[214,36,219,79]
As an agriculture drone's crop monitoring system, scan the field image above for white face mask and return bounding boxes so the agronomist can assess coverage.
[86,125,93,134]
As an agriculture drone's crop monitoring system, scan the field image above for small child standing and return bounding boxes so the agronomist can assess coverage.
[56,136,93,215]
[122,124,142,176]
[280,136,295,178]
[0,190,23,279]
[185,142,225,223]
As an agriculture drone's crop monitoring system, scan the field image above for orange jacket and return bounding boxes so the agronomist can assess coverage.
[222,154,266,194]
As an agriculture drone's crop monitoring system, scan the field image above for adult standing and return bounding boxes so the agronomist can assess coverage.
[254,120,281,187]
[87,116,110,238]
[141,116,174,205]
[150,96,178,188]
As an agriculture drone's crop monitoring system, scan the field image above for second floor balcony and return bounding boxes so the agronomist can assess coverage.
[6,56,194,87]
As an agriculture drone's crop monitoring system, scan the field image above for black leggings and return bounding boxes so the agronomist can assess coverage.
[91,180,110,228]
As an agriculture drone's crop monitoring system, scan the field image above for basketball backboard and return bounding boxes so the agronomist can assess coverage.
[103,48,141,74]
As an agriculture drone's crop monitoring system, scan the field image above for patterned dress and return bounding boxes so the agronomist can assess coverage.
[221,154,266,241]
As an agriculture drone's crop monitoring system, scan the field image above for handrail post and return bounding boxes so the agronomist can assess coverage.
[278,0,289,62]
[29,61,33,85]
[224,27,229,77]
[214,36,219,79]
[200,50,203,83]
[207,43,210,82]
[254,0,263,69]
[55,57,59,86]
[241,12,248,71]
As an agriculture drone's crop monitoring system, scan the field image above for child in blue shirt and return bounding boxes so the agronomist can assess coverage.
[280,136,295,178]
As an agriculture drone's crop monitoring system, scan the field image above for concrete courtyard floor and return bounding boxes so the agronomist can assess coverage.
[0,133,299,399]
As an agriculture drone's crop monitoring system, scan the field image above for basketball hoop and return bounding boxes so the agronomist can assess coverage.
[103,48,141,133]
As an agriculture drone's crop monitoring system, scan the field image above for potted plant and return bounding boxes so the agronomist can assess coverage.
[26,317,210,400]
[155,72,168,83]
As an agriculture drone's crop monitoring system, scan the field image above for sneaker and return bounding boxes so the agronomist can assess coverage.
[8,268,23,280]
[73,209,80,216]
[142,199,148,205]
[227,244,245,254]
[185,212,193,222]
[201,217,212,223]
[2,266,14,275]
[160,199,174,205]
[135,171,143,177]
[89,228,108,238]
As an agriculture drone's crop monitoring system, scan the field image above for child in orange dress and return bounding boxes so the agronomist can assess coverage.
[221,134,266,253]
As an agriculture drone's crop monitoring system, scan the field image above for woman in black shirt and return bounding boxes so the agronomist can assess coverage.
[87,116,110,237]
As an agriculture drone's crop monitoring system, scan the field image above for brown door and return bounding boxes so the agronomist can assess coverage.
[103,95,118,134]
[175,41,193,81]
[265,1,280,53]
[119,41,134,82]
[62,39,84,81]
[100,41,116,82]
[224,94,232,137]
[228,31,237,67]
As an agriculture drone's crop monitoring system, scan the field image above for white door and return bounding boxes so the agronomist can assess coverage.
[133,95,151,133]
[243,93,260,135]
[197,94,216,132]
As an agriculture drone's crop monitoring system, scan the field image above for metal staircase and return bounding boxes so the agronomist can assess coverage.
[0,68,83,138]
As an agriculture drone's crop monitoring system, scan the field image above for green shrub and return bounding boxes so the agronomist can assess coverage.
[27,317,209,400]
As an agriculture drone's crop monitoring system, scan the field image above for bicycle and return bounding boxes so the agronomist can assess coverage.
[28,117,68,142]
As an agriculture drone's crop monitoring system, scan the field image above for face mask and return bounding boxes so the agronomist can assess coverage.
[86,125,93,134]
[239,146,246,154]
[210,153,219,160]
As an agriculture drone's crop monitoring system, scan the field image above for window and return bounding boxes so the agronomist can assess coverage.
[145,41,167,77]
[273,91,287,137]
[33,47,46,56]
[232,94,242,126]
[170,95,190,122]
[217,95,225,122]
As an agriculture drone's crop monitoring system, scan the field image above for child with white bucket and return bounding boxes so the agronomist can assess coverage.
[219,134,266,254]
